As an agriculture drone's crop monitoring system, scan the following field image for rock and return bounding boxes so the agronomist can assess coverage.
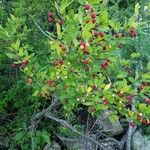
[132,130,150,150]
[60,135,97,150]
[99,140,118,150]
[97,110,124,136]
[43,142,61,150]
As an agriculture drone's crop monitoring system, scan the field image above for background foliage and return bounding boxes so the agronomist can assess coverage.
[0,0,150,149]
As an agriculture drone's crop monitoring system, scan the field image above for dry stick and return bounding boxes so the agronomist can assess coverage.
[45,113,106,149]
[29,95,59,150]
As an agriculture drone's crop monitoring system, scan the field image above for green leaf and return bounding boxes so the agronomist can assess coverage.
[41,131,50,144]
[77,0,84,4]
[117,72,127,79]
[109,114,118,124]
[135,3,140,17]
[5,53,15,59]
[56,23,61,37]
[14,132,24,141]
[88,0,102,4]
[147,61,150,70]
[139,103,147,112]
[84,102,92,106]
[32,90,39,96]
[142,73,150,79]
[131,52,141,58]
[60,0,74,14]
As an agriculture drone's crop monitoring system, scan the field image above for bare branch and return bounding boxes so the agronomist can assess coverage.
[29,95,59,150]
[45,112,106,149]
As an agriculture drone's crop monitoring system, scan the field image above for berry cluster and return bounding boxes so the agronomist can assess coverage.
[54,58,63,67]
[101,59,110,70]
[20,60,29,69]
[103,99,109,105]
[84,4,97,23]
[137,113,150,125]
[140,82,148,91]
[48,12,54,22]
[130,26,137,38]
[27,78,32,84]
[80,42,90,55]
[126,94,134,104]
[59,43,66,51]
[10,63,17,68]
[48,12,63,25]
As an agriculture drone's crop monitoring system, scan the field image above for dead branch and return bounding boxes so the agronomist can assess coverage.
[29,95,59,150]
[45,112,106,149]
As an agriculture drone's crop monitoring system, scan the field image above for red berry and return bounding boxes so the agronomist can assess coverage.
[130,32,137,38]
[59,43,63,47]
[19,63,26,69]
[48,17,53,22]
[143,82,148,86]
[115,33,119,38]
[140,84,145,91]
[10,63,17,68]
[85,19,90,24]
[104,61,109,66]
[142,119,148,125]
[92,84,97,90]
[89,107,96,113]
[92,19,96,23]
[146,98,150,105]
[106,59,110,63]
[93,31,99,37]
[137,115,142,122]
[22,60,29,65]
[130,26,135,33]
[83,59,89,65]
[64,99,68,104]
[92,73,98,78]
[103,46,107,50]
[85,4,90,10]
[117,92,124,98]
[47,80,53,86]
[58,58,63,65]
[61,47,66,51]
[122,33,125,37]
[99,32,104,38]
[81,42,86,46]
[118,44,122,49]
[101,64,107,70]
[83,50,90,55]
[129,121,134,127]
[27,78,32,84]
[126,96,132,104]
[103,99,109,105]
[58,20,63,26]
[48,12,53,17]
[54,61,59,67]
[91,13,96,19]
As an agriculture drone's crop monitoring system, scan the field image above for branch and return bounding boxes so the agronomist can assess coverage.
[45,112,106,149]
[29,95,59,150]
[28,14,56,41]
